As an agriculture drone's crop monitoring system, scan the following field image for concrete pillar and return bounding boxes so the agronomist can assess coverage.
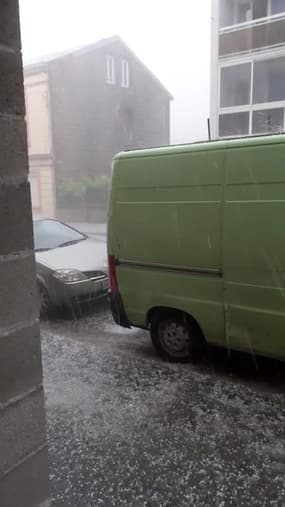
[0,1,50,506]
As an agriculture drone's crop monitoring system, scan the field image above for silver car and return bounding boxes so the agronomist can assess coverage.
[33,219,109,315]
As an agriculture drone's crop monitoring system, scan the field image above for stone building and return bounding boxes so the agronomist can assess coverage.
[24,36,172,220]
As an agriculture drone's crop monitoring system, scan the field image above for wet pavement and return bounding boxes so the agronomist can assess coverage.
[41,300,285,506]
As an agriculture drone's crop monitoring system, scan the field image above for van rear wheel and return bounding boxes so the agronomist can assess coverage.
[150,311,204,363]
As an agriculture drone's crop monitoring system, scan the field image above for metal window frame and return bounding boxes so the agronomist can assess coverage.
[219,60,252,109]
[218,49,285,137]
[219,104,285,134]
[219,47,285,106]
[252,106,285,133]
[220,0,285,32]
[219,110,251,137]
[270,0,285,15]
[234,0,253,25]
[219,103,285,137]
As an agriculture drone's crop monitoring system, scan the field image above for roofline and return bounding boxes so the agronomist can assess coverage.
[116,38,173,100]
[115,132,285,159]
[24,36,119,72]
[24,61,48,75]
[23,35,173,98]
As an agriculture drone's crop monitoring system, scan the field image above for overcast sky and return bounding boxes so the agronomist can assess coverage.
[19,0,211,144]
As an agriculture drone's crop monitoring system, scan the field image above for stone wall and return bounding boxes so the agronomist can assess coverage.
[0,1,50,506]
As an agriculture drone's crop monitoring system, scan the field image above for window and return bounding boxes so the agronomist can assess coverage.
[220,0,277,28]
[252,0,268,19]
[106,55,115,84]
[29,175,40,209]
[252,108,284,133]
[271,0,285,14]
[253,57,285,103]
[237,1,251,23]
[219,112,250,137]
[220,63,251,107]
[218,57,285,138]
[220,0,235,27]
[121,59,129,88]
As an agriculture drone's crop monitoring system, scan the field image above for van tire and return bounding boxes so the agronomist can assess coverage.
[150,310,205,363]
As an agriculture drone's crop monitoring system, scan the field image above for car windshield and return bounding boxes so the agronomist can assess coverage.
[33,219,86,251]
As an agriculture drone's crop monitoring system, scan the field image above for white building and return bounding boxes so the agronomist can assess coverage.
[211,0,285,138]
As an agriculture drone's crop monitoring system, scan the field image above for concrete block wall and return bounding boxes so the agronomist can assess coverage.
[0,1,50,506]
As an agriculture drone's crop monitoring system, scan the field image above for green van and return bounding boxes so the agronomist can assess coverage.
[107,135,285,362]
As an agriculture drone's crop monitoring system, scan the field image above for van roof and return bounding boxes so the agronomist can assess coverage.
[116,133,285,160]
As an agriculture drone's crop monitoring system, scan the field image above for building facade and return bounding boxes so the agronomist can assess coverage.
[211,0,285,139]
[25,72,56,218]
[24,36,172,220]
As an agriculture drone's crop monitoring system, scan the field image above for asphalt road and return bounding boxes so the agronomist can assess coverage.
[41,300,285,507]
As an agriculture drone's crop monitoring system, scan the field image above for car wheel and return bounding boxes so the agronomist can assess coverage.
[150,311,205,363]
[38,282,50,318]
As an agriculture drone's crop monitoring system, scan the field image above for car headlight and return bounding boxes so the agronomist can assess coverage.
[53,269,88,283]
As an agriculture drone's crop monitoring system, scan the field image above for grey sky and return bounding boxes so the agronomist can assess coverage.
[19,0,211,144]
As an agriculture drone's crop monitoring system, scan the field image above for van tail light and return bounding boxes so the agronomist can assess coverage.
[108,255,118,293]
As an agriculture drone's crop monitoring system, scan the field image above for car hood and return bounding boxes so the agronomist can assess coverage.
[35,238,107,273]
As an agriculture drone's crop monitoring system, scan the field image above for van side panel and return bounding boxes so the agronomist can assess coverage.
[224,143,285,359]
[113,150,225,345]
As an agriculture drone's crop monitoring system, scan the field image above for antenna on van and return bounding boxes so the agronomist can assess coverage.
[207,118,212,141]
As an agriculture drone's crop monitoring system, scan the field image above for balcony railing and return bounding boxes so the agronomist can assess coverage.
[219,15,285,57]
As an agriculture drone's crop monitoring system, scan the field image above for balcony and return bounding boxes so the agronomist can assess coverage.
[219,15,285,57]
